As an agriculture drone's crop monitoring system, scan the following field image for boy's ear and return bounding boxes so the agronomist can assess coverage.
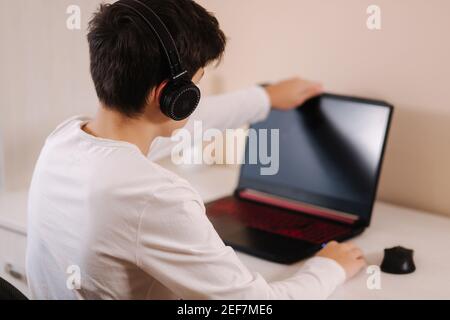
[152,80,169,106]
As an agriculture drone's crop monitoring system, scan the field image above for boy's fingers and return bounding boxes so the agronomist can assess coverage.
[326,240,339,247]
[358,257,368,269]
[305,83,323,94]
[298,83,322,103]
[341,242,357,251]
[348,242,362,251]
[350,248,364,259]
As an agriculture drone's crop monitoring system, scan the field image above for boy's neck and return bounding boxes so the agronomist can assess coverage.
[83,107,162,155]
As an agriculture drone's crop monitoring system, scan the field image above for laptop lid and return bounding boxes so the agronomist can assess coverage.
[237,93,393,226]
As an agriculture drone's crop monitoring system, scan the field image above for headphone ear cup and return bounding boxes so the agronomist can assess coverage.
[160,79,201,121]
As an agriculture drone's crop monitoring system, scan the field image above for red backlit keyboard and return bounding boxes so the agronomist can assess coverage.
[207,197,352,244]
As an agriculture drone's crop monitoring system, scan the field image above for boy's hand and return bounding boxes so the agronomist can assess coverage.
[316,241,366,280]
[264,77,323,110]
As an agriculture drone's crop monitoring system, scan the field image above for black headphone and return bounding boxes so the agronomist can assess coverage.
[116,0,201,121]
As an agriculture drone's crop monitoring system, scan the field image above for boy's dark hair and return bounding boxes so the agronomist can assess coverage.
[87,0,226,117]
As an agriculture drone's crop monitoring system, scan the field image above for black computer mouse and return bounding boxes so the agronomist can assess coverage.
[380,246,416,274]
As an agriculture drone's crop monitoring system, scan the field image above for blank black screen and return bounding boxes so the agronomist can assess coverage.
[239,95,392,222]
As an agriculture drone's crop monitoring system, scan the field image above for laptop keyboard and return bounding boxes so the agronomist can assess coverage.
[207,197,353,244]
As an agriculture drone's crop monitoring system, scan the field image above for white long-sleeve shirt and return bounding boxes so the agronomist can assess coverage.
[26,86,346,300]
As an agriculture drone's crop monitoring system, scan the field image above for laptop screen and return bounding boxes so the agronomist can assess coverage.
[238,94,393,223]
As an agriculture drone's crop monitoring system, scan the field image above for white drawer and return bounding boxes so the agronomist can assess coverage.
[0,226,29,298]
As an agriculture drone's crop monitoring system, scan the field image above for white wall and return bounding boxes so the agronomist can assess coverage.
[0,0,100,189]
[1,0,449,216]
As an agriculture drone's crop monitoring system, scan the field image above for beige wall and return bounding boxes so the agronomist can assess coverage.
[1,1,449,216]
[198,0,450,217]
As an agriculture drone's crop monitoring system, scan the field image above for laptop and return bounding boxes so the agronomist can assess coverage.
[206,93,393,264]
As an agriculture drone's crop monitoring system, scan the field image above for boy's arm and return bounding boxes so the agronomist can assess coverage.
[148,78,322,161]
[136,184,363,300]
[147,85,270,161]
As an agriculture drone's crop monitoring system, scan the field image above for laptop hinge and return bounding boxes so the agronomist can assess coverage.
[238,189,359,225]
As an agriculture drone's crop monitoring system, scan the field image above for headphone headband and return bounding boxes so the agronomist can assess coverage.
[116,0,187,79]
[114,0,201,122]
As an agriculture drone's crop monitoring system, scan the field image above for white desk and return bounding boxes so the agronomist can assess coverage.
[158,159,450,300]
[1,161,450,299]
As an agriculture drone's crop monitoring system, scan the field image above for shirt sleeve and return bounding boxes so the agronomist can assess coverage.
[148,86,271,161]
[136,184,346,300]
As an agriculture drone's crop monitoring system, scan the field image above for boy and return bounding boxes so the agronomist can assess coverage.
[26,0,365,300]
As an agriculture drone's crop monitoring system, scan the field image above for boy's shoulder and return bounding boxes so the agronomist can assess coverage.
[140,160,205,210]
[47,115,89,141]
[89,146,202,205]
[44,116,203,211]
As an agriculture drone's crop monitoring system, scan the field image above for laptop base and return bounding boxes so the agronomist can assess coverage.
[206,196,365,264]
